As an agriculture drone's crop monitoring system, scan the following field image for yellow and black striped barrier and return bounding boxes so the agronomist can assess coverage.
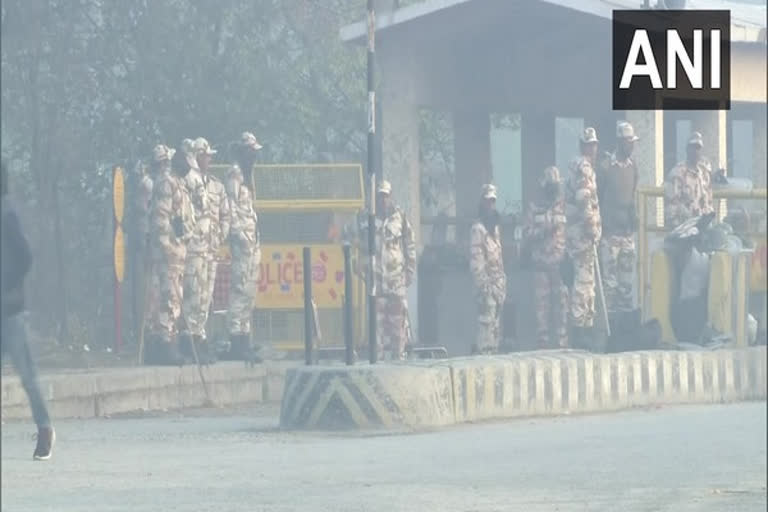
[279,364,454,430]
[279,347,767,431]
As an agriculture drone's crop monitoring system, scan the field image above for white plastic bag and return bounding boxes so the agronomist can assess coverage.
[680,248,710,301]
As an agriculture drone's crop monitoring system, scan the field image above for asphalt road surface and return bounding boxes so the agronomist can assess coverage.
[2,403,766,512]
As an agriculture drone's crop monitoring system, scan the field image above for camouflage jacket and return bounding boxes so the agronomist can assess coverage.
[184,170,230,255]
[226,164,260,255]
[664,159,714,230]
[358,206,416,297]
[524,198,567,269]
[206,175,231,257]
[470,221,507,302]
[565,155,602,252]
[149,170,195,263]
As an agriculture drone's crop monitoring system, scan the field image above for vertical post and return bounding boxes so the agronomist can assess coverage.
[303,247,313,366]
[343,243,354,365]
[367,0,378,364]
[115,281,122,353]
[112,166,126,354]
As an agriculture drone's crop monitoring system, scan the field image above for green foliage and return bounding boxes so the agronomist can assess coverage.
[0,0,370,341]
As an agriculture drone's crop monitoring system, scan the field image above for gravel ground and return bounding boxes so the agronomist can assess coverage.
[2,402,766,512]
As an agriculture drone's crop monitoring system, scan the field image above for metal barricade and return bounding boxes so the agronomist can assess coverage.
[637,186,767,342]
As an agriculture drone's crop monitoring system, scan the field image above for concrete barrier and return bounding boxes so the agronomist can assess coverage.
[279,347,767,431]
[1,362,293,421]
[279,364,454,430]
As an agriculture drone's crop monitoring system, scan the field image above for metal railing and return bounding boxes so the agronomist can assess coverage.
[636,186,767,318]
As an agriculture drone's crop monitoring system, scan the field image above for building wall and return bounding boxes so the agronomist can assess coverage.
[731,44,768,103]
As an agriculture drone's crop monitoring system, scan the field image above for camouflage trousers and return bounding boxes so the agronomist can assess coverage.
[206,257,219,315]
[476,294,503,352]
[600,235,636,313]
[227,244,261,335]
[568,247,596,328]
[376,294,408,359]
[147,259,184,343]
[182,253,211,338]
[534,269,569,348]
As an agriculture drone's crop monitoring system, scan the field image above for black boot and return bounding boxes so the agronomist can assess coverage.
[193,335,217,365]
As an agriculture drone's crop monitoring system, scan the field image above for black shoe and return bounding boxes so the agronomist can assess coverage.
[193,336,217,365]
[33,426,55,461]
[147,341,185,366]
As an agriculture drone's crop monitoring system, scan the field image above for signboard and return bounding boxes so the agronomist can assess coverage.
[252,164,363,202]
[751,240,766,292]
[255,244,355,309]
[114,225,125,283]
[113,166,125,224]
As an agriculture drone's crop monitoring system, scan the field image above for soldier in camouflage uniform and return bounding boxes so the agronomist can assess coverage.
[664,131,714,231]
[525,167,568,349]
[222,132,263,362]
[470,184,507,354]
[360,180,416,360]
[146,144,195,365]
[597,122,639,315]
[565,127,602,347]
[180,138,229,364]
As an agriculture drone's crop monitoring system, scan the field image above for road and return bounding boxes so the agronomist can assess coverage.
[2,403,766,512]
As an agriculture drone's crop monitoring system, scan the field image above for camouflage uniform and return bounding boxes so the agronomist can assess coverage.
[147,145,195,345]
[202,152,231,325]
[525,168,568,349]
[360,180,416,359]
[470,184,507,352]
[565,128,602,329]
[664,132,714,231]
[181,138,229,343]
[226,157,261,336]
[597,122,639,314]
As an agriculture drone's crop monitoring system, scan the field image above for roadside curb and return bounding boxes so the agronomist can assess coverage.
[278,347,767,431]
[1,362,294,421]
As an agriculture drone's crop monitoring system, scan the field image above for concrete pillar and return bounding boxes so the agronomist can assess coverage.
[753,105,767,189]
[691,110,728,219]
[625,110,665,316]
[626,110,665,225]
[691,110,728,171]
[520,111,555,206]
[453,110,491,243]
[380,50,421,331]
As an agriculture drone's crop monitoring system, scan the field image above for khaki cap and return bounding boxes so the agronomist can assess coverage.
[688,131,704,147]
[580,127,599,144]
[241,132,263,150]
[153,144,176,162]
[481,183,498,199]
[377,180,392,195]
[617,122,639,141]
[193,137,217,156]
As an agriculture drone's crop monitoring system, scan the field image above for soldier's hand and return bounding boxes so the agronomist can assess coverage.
[172,217,184,239]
